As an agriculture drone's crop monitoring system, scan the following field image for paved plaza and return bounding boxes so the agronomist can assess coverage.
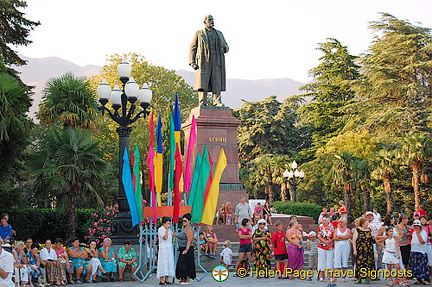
[88,275,412,286]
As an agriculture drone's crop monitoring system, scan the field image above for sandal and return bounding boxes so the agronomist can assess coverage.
[159,283,166,285]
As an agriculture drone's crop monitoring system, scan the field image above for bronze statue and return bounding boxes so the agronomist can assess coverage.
[189,15,229,107]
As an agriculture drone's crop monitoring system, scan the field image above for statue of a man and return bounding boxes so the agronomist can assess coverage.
[189,15,229,107]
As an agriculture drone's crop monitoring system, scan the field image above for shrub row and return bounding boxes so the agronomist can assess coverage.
[272,201,322,222]
[6,209,94,243]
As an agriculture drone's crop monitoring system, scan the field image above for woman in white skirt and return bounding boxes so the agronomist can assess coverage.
[157,217,175,285]
[317,216,335,282]
[86,240,108,283]
[377,226,402,286]
[333,217,351,282]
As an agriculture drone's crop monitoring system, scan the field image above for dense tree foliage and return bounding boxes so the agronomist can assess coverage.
[234,96,311,199]
[0,0,39,74]
[37,73,98,129]
[32,128,110,239]
[298,38,360,158]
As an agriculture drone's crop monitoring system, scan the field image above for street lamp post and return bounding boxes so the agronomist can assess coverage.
[97,59,152,241]
[283,161,305,202]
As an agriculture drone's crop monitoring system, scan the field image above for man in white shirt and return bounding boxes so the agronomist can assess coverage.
[0,239,14,287]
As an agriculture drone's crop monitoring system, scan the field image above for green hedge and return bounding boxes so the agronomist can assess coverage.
[272,201,322,222]
[6,209,94,243]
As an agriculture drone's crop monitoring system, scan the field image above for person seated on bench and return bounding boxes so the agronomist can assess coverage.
[117,240,138,282]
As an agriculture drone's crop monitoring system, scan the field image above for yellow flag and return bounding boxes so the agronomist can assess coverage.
[201,148,227,225]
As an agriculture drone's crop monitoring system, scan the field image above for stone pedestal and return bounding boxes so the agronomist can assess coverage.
[182,107,248,208]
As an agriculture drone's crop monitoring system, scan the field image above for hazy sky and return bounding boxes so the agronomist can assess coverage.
[16,0,432,82]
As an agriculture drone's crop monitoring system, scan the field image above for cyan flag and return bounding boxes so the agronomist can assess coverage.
[122,147,140,227]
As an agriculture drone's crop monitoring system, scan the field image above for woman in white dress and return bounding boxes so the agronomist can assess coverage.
[157,217,175,285]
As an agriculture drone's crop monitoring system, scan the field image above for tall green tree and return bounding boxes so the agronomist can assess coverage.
[0,0,40,74]
[0,59,32,182]
[32,128,109,239]
[298,38,360,156]
[37,73,98,130]
[234,96,311,197]
[235,95,310,163]
[332,151,357,221]
[348,13,432,142]
[401,133,432,210]
[371,147,399,214]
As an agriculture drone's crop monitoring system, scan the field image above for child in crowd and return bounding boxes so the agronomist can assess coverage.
[253,203,263,225]
[220,240,233,267]
[377,226,403,286]
[306,231,318,281]
[197,233,207,254]
[272,221,288,278]
[217,204,226,225]
[27,243,44,286]
[225,202,233,225]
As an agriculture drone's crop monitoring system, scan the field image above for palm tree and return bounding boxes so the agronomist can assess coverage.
[401,133,432,210]
[33,128,109,239]
[37,72,98,130]
[0,60,33,180]
[353,158,372,212]
[332,151,357,221]
[371,148,399,214]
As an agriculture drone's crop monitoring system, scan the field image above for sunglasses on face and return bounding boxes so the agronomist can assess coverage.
[182,220,188,222]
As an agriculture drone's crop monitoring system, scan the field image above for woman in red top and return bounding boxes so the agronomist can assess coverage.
[235,218,252,274]
[271,221,287,278]
[338,200,347,219]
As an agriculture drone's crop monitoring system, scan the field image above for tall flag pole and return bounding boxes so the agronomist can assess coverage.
[201,148,228,225]
[122,147,140,227]
[155,115,163,206]
[184,116,196,192]
[173,144,182,223]
[146,112,157,223]
[133,145,144,223]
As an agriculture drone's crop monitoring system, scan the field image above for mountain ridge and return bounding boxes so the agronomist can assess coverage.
[15,56,306,118]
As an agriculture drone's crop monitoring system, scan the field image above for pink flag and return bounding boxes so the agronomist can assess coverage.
[173,144,183,223]
[184,116,197,192]
[146,112,157,223]
[203,151,213,204]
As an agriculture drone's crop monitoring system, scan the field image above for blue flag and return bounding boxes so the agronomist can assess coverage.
[122,147,140,227]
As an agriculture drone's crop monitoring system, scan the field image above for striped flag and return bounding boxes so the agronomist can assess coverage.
[146,112,157,223]
[155,115,163,206]
[191,146,211,225]
[184,116,196,192]
[173,144,182,223]
[201,148,227,225]
[122,147,140,227]
[133,145,144,223]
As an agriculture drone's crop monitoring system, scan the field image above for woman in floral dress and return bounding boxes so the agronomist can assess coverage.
[252,219,272,277]
[98,238,117,281]
[352,217,375,284]
[117,240,138,281]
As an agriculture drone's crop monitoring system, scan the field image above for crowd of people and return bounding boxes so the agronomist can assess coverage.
[0,211,140,286]
[1,201,432,286]
[229,201,432,285]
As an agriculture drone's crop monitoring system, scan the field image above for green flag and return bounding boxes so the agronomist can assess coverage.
[133,145,143,223]
[191,145,211,224]
[168,113,175,190]
[187,153,202,206]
